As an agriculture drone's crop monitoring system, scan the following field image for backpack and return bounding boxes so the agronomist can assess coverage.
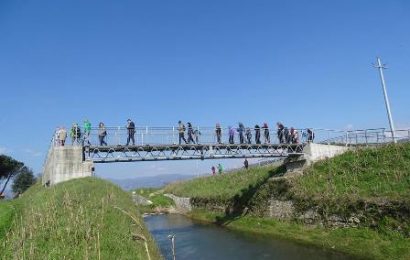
[129,122,135,129]
[182,124,186,131]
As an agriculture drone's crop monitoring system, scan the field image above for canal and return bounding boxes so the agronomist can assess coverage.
[144,214,354,260]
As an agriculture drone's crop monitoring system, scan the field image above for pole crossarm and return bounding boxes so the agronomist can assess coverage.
[84,143,305,163]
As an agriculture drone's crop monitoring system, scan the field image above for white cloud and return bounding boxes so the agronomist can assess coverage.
[345,124,354,130]
[0,146,7,154]
[23,148,43,157]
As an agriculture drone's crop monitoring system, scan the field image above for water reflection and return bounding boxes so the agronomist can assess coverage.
[144,214,354,260]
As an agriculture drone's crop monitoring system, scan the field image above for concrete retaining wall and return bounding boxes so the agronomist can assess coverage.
[42,146,94,185]
[132,193,153,206]
[304,143,349,163]
[284,143,348,173]
[165,194,192,213]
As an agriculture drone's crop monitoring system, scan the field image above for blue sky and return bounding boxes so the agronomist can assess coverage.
[0,0,409,179]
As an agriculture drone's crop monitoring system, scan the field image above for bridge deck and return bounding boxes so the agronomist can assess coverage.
[85,143,305,163]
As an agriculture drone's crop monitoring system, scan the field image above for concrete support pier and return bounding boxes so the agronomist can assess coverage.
[42,146,94,185]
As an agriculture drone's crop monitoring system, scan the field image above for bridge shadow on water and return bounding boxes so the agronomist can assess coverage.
[215,165,287,226]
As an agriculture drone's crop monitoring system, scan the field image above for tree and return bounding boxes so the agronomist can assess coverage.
[0,155,24,196]
[12,167,36,195]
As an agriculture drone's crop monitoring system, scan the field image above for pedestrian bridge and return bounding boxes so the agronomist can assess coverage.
[42,126,408,185]
[86,143,304,163]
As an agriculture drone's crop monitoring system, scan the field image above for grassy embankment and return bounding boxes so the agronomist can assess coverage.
[162,143,410,260]
[293,143,410,201]
[164,165,277,209]
[0,201,15,240]
[0,177,161,260]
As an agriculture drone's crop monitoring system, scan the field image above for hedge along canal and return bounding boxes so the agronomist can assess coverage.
[144,214,355,260]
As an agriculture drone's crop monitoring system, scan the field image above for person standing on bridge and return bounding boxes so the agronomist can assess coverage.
[215,123,222,144]
[83,119,91,145]
[284,127,291,144]
[246,127,252,144]
[237,123,245,144]
[70,123,81,145]
[290,127,299,144]
[307,128,315,142]
[59,127,67,146]
[126,119,135,146]
[277,122,284,143]
[262,123,270,144]
[228,126,235,144]
[178,121,187,145]
[98,122,107,146]
[187,122,196,144]
[194,129,201,144]
[254,124,261,144]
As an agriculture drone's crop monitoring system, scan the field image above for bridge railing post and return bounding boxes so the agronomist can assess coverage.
[116,126,121,145]
[345,131,348,146]
[354,131,358,145]
[141,127,144,146]
[382,129,386,143]
[172,127,175,145]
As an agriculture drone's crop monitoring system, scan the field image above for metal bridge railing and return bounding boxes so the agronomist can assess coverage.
[51,126,410,148]
[319,128,410,146]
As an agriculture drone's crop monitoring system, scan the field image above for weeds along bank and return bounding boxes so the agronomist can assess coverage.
[0,178,161,260]
[161,143,410,259]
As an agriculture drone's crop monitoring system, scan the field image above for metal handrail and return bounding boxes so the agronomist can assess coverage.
[50,126,410,148]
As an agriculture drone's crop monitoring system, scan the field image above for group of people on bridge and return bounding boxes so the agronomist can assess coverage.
[177,121,315,145]
[54,119,105,146]
[53,119,315,147]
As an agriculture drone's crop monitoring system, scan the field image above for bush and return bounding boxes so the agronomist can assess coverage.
[12,168,36,195]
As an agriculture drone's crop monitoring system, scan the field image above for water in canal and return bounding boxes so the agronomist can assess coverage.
[144,214,354,260]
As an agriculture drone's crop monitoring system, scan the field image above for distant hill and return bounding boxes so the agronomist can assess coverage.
[107,174,197,190]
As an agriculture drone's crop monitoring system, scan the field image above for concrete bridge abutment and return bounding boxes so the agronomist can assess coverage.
[42,146,94,186]
[284,143,349,173]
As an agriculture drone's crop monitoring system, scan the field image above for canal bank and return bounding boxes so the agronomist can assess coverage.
[137,143,410,259]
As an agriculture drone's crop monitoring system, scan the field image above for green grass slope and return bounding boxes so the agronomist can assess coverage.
[165,143,410,203]
[0,201,15,240]
[164,165,278,201]
[293,143,410,201]
[0,177,161,260]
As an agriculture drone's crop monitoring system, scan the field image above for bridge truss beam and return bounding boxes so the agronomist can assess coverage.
[85,143,305,163]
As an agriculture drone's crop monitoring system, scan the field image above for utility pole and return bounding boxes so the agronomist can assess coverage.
[374,57,396,143]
